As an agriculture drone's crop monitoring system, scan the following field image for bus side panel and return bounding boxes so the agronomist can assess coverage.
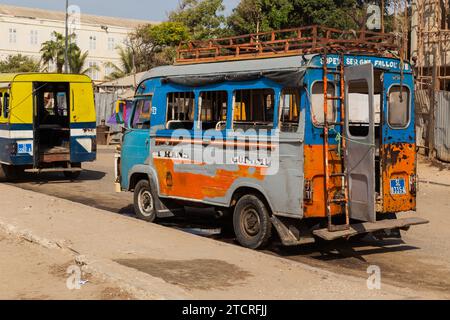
[303,144,343,218]
[70,83,96,163]
[382,143,416,213]
[4,82,34,166]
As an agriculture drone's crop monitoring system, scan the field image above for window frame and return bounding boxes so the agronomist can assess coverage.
[165,91,196,130]
[279,88,301,132]
[231,87,277,130]
[197,90,228,131]
[387,84,411,130]
[130,95,153,130]
[3,92,10,119]
[0,92,3,118]
[310,80,337,128]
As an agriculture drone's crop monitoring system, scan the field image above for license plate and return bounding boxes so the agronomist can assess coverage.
[390,179,407,195]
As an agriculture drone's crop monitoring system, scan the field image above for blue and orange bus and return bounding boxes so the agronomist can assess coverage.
[115,27,428,249]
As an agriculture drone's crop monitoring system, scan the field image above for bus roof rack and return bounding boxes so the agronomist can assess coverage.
[176,25,403,65]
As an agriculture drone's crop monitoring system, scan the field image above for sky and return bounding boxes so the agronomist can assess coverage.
[0,0,241,21]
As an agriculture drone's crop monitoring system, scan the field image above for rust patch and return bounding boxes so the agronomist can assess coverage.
[382,143,416,213]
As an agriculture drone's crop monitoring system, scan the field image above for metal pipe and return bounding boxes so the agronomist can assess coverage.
[64,0,69,74]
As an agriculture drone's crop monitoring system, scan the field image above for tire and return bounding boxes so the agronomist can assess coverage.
[233,194,272,250]
[133,179,157,222]
[0,165,18,182]
[64,171,81,180]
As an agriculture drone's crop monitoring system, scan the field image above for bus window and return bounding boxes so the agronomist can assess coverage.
[3,92,9,119]
[0,93,3,118]
[166,92,195,130]
[280,88,300,132]
[199,91,227,131]
[388,86,410,128]
[311,82,335,126]
[233,89,275,130]
[131,97,152,129]
[348,80,370,137]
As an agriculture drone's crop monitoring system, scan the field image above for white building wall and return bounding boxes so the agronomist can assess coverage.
[0,6,154,81]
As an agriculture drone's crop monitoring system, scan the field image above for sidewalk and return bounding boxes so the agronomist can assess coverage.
[0,184,440,300]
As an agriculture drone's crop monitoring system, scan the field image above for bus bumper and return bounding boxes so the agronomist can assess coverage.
[312,217,429,241]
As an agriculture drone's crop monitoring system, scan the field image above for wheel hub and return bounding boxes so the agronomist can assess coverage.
[139,190,154,216]
[241,206,261,237]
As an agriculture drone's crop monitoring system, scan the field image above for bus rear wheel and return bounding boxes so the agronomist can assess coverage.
[133,180,157,222]
[233,194,272,250]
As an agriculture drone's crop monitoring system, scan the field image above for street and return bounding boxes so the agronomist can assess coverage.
[6,146,450,299]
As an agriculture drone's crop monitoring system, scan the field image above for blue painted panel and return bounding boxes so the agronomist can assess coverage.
[382,72,415,144]
[70,137,96,163]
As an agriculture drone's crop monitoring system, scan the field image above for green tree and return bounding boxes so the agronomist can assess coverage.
[227,0,293,35]
[104,46,135,80]
[169,0,225,40]
[69,48,99,75]
[40,31,77,73]
[227,0,395,36]
[0,54,41,73]
[106,21,190,79]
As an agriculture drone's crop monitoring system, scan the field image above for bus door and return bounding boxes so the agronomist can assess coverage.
[381,72,416,212]
[121,96,153,176]
[344,64,376,222]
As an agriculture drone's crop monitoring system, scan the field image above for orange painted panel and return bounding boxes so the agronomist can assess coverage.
[153,158,266,201]
[303,145,344,218]
[382,143,416,213]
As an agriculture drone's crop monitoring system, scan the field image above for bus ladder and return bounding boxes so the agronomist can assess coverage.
[322,50,350,232]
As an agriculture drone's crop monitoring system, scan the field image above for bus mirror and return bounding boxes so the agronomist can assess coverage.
[115,100,127,126]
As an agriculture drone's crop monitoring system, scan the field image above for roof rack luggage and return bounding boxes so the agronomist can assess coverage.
[176,25,402,64]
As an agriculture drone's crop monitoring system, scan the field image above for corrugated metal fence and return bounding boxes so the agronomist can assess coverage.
[435,91,450,162]
[94,92,120,132]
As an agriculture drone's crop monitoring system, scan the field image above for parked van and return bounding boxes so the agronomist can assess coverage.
[0,73,96,180]
[116,27,428,249]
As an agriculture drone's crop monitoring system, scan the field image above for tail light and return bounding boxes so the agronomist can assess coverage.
[304,179,313,202]
[6,142,17,155]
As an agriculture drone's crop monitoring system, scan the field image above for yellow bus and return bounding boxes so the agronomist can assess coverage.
[0,73,96,180]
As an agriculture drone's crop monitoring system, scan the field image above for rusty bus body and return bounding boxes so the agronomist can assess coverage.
[116,53,428,249]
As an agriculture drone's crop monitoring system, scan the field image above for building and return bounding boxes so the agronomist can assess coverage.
[411,0,450,91]
[0,4,157,81]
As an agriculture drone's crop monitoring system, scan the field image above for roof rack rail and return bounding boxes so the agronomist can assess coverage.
[176,25,402,64]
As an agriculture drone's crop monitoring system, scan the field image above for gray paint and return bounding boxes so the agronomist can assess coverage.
[140,55,315,82]
[344,64,376,223]
[435,91,450,162]
[147,112,306,218]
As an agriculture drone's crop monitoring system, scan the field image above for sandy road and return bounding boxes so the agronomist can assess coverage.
[8,147,450,298]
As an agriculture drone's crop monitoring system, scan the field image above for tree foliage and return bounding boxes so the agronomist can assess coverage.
[169,0,226,39]
[227,0,369,35]
[0,54,41,73]
[40,31,93,74]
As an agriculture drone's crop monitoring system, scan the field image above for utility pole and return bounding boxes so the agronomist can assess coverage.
[64,0,69,73]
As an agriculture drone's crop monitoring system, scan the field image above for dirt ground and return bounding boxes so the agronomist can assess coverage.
[0,231,133,300]
[6,147,450,299]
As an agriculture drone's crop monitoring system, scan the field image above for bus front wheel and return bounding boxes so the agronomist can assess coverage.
[133,180,157,222]
[233,194,272,250]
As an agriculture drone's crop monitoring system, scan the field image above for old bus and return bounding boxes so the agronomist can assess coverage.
[116,27,428,249]
[0,73,96,180]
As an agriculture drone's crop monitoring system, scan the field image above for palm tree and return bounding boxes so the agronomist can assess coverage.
[104,46,135,80]
[40,31,77,73]
[69,49,99,75]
